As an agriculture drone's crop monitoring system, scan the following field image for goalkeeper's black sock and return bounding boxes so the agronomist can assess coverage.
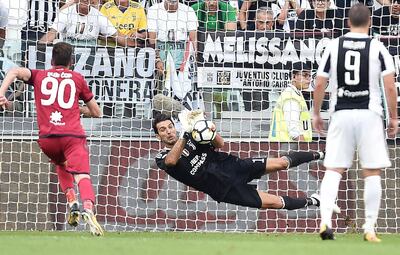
[284,151,323,168]
[280,196,308,210]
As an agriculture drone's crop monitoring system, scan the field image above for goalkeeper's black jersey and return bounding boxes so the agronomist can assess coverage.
[155,137,236,201]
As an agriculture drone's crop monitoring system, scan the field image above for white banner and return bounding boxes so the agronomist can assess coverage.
[27,45,156,103]
[198,67,291,90]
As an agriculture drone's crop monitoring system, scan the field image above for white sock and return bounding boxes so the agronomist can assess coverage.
[363,175,382,233]
[320,170,342,228]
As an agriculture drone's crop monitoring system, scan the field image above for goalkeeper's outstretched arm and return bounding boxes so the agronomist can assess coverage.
[211,133,224,149]
[164,138,187,167]
[210,122,224,149]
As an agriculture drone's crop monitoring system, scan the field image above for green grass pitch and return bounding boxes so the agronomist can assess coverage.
[0,231,399,255]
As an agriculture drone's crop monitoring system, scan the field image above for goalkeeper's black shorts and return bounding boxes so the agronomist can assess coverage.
[219,157,266,209]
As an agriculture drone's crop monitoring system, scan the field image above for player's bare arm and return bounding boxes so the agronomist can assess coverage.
[0,67,31,109]
[0,67,31,94]
[312,75,328,134]
[382,72,398,137]
[80,98,102,118]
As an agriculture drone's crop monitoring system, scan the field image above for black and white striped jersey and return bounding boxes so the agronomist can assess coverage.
[26,0,60,33]
[317,32,395,116]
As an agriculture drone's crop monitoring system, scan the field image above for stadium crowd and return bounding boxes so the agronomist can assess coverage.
[16,0,400,45]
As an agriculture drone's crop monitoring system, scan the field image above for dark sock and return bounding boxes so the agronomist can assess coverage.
[281,196,308,210]
[285,151,320,168]
[307,197,319,206]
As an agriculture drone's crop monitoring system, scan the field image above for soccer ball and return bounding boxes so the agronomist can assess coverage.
[191,120,216,144]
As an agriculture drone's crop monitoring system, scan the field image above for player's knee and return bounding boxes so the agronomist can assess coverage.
[363,169,381,178]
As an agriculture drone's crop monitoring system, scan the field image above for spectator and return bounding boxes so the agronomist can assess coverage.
[241,7,274,112]
[0,0,7,52]
[100,0,147,46]
[372,0,400,36]
[239,0,274,30]
[333,1,388,32]
[39,0,135,46]
[192,0,237,31]
[269,62,312,142]
[334,0,390,13]
[296,0,345,35]
[148,0,198,70]
[255,6,275,30]
[99,1,147,117]
[23,0,62,44]
[22,1,76,64]
[22,1,86,41]
[148,0,200,109]
[148,0,198,52]
[272,0,311,32]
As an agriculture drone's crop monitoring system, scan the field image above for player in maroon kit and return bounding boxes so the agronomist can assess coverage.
[0,42,104,236]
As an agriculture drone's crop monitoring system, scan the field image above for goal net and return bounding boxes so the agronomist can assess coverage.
[0,0,399,233]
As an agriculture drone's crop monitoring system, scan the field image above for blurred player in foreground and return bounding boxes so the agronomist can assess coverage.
[154,111,341,212]
[0,42,104,236]
[313,3,398,242]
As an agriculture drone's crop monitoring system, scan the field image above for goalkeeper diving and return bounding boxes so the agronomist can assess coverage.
[154,110,341,211]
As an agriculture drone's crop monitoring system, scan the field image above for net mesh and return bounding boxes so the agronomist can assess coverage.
[0,0,399,233]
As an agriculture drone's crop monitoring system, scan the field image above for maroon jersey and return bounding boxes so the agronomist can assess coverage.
[27,67,94,137]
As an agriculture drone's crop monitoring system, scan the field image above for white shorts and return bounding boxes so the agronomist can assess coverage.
[324,110,391,169]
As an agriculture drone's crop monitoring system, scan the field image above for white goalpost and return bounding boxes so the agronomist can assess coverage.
[0,0,399,233]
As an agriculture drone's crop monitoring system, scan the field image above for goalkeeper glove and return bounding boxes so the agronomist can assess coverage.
[187,109,206,129]
[178,109,193,133]
[178,109,207,133]
[179,131,190,140]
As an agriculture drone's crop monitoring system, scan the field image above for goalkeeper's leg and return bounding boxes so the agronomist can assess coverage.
[257,191,340,211]
[75,174,104,236]
[265,151,324,173]
[56,165,80,227]
[258,192,314,209]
